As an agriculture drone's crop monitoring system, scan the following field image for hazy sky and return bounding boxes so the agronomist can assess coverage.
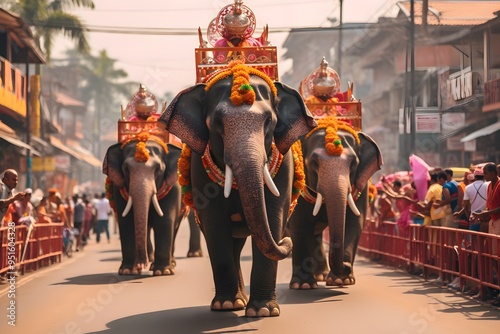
[53,0,396,101]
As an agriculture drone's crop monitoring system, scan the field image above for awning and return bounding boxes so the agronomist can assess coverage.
[0,134,41,156]
[49,135,84,160]
[460,122,500,142]
[49,135,101,168]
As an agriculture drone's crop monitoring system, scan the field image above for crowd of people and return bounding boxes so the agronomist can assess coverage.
[368,162,500,306]
[0,168,112,283]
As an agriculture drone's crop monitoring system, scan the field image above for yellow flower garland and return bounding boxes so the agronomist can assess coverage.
[305,116,360,156]
[205,60,277,106]
[121,131,169,162]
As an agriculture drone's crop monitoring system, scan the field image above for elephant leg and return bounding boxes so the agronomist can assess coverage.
[313,232,329,282]
[288,203,321,290]
[187,211,203,257]
[341,209,363,285]
[246,242,280,317]
[118,213,136,275]
[151,208,176,276]
[200,206,245,311]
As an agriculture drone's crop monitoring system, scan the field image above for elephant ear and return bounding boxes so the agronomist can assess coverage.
[274,82,317,154]
[354,132,383,191]
[158,84,209,155]
[164,144,182,186]
[103,143,125,188]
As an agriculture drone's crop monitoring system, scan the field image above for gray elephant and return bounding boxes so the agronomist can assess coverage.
[158,62,316,317]
[287,117,382,289]
[103,138,202,276]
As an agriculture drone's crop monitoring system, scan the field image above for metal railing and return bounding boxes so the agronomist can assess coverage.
[0,222,63,275]
[358,220,500,299]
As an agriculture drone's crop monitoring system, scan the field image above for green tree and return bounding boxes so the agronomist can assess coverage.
[78,49,135,157]
[6,0,95,59]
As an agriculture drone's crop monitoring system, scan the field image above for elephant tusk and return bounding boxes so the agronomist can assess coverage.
[312,192,323,216]
[264,163,280,197]
[347,192,361,216]
[224,164,233,198]
[152,192,164,217]
[122,196,133,217]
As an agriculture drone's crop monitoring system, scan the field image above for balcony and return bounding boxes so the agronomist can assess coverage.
[482,78,500,112]
[0,56,27,118]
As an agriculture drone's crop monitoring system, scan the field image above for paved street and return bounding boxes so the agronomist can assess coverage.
[1,219,499,334]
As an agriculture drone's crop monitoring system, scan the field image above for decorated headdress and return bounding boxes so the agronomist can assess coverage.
[125,84,158,119]
[300,57,341,99]
[214,0,256,41]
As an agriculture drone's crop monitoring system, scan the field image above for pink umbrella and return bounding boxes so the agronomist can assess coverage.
[409,154,430,201]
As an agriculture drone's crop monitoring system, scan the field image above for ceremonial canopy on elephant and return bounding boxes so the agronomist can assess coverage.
[194,0,278,83]
[300,57,362,131]
[117,84,181,147]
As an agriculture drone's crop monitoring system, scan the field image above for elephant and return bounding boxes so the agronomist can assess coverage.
[158,62,317,317]
[103,137,202,276]
[286,116,383,289]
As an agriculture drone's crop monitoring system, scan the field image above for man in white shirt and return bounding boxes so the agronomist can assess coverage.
[463,168,489,231]
[95,192,111,243]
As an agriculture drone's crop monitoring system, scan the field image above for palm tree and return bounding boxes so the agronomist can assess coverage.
[6,0,95,59]
[79,49,135,158]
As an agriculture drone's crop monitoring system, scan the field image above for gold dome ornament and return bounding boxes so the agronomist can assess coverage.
[215,0,256,41]
[300,57,341,100]
[125,84,159,120]
[311,58,340,98]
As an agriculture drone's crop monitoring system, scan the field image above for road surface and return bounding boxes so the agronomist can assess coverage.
[1,219,499,333]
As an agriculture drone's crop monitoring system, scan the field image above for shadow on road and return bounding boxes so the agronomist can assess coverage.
[88,306,261,334]
[52,273,158,286]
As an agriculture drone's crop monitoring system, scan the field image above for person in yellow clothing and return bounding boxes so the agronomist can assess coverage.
[417,172,445,268]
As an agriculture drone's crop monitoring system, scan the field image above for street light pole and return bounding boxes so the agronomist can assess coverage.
[409,0,416,155]
[338,0,343,80]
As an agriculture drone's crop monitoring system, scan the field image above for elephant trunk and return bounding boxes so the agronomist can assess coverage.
[317,162,350,278]
[128,169,156,270]
[228,146,292,261]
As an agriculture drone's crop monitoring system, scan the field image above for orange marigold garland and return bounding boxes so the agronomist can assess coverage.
[305,116,360,156]
[290,140,305,203]
[368,182,377,204]
[121,131,169,162]
[178,144,193,207]
[104,177,117,214]
[205,60,277,106]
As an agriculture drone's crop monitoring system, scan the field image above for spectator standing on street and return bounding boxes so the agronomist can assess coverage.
[95,192,111,243]
[73,194,85,251]
[10,188,36,226]
[472,163,500,240]
[456,169,489,232]
[82,194,93,244]
[433,170,458,228]
[0,169,26,224]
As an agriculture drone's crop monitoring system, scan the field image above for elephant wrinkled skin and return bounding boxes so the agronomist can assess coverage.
[287,119,383,289]
[159,64,316,317]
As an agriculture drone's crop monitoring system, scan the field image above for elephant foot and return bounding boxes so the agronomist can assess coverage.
[314,270,329,282]
[245,299,280,317]
[325,272,355,286]
[187,250,203,257]
[289,281,318,290]
[118,264,141,275]
[153,267,175,276]
[325,274,345,287]
[118,268,142,275]
[210,293,247,311]
[343,274,356,285]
